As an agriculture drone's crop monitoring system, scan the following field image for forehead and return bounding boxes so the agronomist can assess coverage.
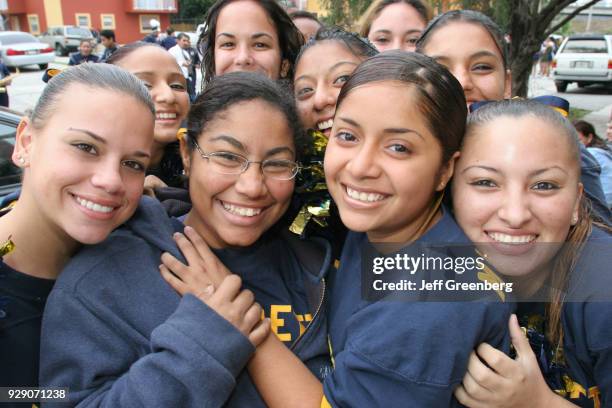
[424,21,502,61]
[296,41,362,75]
[217,0,278,36]
[200,100,294,149]
[370,3,426,31]
[463,115,579,170]
[115,46,182,75]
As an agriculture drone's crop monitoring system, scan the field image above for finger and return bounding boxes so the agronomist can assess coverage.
[184,226,231,285]
[159,264,188,296]
[194,283,215,301]
[233,289,255,315]
[248,318,270,348]
[454,384,487,408]
[466,348,502,392]
[160,252,190,280]
[171,232,204,271]
[509,314,531,359]
[243,302,263,331]
[475,342,517,378]
[462,368,493,402]
[183,225,216,262]
[212,275,242,302]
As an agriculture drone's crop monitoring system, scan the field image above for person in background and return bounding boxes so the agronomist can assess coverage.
[99,29,118,62]
[143,21,161,44]
[169,33,198,102]
[0,59,12,107]
[161,27,178,50]
[290,10,323,41]
[574,119,612,208]
[358,0,431,52]
[68,40,99,65]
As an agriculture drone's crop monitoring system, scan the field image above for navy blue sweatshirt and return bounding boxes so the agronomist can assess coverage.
[323,209,513,407]
[40,197,331,407]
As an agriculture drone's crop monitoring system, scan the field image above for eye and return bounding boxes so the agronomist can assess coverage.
[171,82,187,91]
[333,75,350,86]
[532,181,559,191]
[141,81,153,90]
[334,131,357,143]
[295,86,314,98]
[386,143,410,154]
[254,42,269,49]
[122,160,146,172]
[373,37,389,44]
[406,37,419,45]
[472,63,494,72]
[73,142,97,155]
[211,151,245,167]
[469,179,498,188]
[218,41,234,49]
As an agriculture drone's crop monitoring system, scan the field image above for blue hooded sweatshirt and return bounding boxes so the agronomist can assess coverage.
[40,196,331,407]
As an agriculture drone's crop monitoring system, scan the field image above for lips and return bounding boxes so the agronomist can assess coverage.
[221,201,263,217]
[72,193,120,217]
[317,118,333,132]
[345,185,387,203]
[487,231,537,244]
[156,112,177,121]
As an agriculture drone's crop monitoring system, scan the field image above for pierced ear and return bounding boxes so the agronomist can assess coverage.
[436,151,460,192]
[571,183,584,226]
[280,59,290,79]
[12,118,34,168]
[179,135,192,177]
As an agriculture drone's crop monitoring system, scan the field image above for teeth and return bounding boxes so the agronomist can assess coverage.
[221,202,262,217]
[346,187,385,202]
[75,196,114,213]
[317,119,333,131]
[156,112,177,120]
[488,232,536,244]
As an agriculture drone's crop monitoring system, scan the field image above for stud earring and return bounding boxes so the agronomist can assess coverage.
[17,156,25,165]
[571,214,578,225]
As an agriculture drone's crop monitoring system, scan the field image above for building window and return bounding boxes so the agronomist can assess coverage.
[75,13,91,28]
[0,0,7,11]
[139,14,160,33]
[100,14,116,30]
[27,14,40,35]
[133,0,177,11]
[9,16,20,31]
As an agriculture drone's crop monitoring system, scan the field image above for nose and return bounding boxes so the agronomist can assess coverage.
[90,159,125,195]
[391,38,403,51]
[234,44,253,68]
[313,84,336,112]
[152,80,177,105]
[497,186,532,228]
[234,163,268,199]
[345,141,381,180]
[451,66,474,94]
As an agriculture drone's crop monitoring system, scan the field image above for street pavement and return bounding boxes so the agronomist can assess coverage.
[6,58,612,138]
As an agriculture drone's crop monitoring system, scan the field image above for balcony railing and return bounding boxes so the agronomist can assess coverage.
[126,0,177,13]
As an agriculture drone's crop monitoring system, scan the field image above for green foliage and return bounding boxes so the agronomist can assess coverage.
[320,0,373,28]
[177,0,216,20]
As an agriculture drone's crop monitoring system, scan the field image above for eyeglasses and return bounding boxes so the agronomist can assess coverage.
[192,140,300,181]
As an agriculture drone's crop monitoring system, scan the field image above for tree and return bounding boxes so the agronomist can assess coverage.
[177,0,216,21]
[319,0,372,27]
[448,0,602,96]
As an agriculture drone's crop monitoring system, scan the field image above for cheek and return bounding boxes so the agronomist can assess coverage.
[323,142,344,184]
[297,100,313,126]
[269,181,294,207]
[214,49,231,74]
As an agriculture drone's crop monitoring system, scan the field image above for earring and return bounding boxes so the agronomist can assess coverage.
[17,156,25,165]
[571,214,578,225]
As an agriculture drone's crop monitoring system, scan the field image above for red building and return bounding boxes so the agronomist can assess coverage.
[2,0,177,43]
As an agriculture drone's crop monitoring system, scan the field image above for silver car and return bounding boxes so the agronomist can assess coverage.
[0,31,55,70]
[38,26,94,56]
[552,34,612,92]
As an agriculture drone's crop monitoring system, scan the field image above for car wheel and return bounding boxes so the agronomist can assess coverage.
[555,81,568,92]
[55,43,65,56]
[39,63,49,70]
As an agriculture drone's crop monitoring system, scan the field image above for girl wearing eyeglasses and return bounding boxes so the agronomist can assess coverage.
[40,72,332,407]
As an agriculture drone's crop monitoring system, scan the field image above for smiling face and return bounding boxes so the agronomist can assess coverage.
[114,46,190,163]
[181,99,295,248]
[79,41,93,56]
[421,21,511,106]
[452,115,582,278]
[214,0,286,80]
[368,3,426,53]
[324,82,456,243]
[17,84,153,245]
[294,41,363,137]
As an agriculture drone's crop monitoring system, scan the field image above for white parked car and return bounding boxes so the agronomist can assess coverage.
[0,31,55,70]
[552,34,612,92]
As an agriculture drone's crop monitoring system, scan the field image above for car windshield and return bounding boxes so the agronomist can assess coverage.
[67,27,91,37]
[0,33,38,45]
[562,39,608,53]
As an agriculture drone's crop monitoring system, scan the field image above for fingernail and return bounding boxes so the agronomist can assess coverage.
[184,226,194,233]
[173,232,182,239]
[204,285,214,295]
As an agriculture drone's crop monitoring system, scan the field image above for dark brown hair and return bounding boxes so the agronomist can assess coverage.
[574,120,610,151]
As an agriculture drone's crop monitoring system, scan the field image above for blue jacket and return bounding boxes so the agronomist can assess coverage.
[580,144,612,224]
[40,196,331,407]
[68,52,99,66]
[324,209,513,407]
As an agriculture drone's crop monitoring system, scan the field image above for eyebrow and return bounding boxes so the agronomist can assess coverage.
[294,61,359,82]
[337,117,425,140]
[68,127,151,158]
[208,135,294,157]
[461,165,569,176]
[216,32,273,40]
